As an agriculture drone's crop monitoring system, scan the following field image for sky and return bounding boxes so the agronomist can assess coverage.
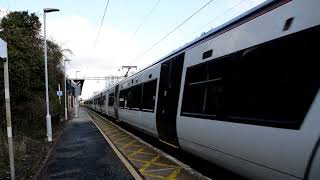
[0,0,265,99]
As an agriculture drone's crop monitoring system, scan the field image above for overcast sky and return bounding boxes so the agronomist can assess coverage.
[0,0,265,99]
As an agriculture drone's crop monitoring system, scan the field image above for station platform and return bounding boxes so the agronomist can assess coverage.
[44,107,208,180]
[44,108,134,179]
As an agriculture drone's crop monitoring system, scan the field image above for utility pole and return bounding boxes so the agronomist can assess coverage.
[64,59,71,121]
[121,66,137,77]
[1,38,15,180]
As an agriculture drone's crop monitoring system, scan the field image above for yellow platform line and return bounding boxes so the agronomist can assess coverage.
[128,158,148,163]
[103,128,116,132]
[102,125,112,128]
[142,172,167,180]
[112,133,128,139]
[113,136,131,142]
[108,128,120,133]
[112,134,129,140]
[137,151,158,156]
[153,162,180,169]
[167,168,182,180]
[128,148,145,157]
[102,128,116,133]
[129,155,180,169]
[122,140,137,149]
[114,142,128,146]
[139,155,161,173]
[126,144,145,148]
[108,132,124,137]
[124,149,158,156]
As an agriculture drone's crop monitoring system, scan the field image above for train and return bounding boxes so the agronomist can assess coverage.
[84,0,320,179]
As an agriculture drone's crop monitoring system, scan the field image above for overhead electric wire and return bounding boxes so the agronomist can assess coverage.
[131,0,161,39]
[130,0,215,63]
[94,0,110,47]
[194,0,247,36]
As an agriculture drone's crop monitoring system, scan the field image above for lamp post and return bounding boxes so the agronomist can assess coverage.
[64,59,71,121]
[74,70,80,118]
[43,8,59,142]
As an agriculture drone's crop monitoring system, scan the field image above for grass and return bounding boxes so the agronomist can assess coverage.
[0,121,64,179]
[0,147,9,179]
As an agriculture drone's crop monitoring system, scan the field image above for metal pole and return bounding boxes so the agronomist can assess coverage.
[64,60,68,121]
[74,84,78,118]
[2,41,15,180]
[43,12,52,142]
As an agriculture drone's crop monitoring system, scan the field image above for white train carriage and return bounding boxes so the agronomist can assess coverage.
[106,87,116,118]
[85,0,320,179]
[116,64,161,137]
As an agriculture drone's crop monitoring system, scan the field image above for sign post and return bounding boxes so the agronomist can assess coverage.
[56,90,63,97]
[1,38,15,179]
[57,84,61,104]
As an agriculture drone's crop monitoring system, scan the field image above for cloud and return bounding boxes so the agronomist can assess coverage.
[0,7,9,19]
[44,14,149,98]
[46,15,146,74]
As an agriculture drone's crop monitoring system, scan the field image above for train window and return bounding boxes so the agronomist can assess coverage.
[181,26,320,129]
[187,63,207,83]
[225,28,320,128]
[181,57,227,117]
[101,95,106,105]
[119,89,128,108]
[127,84,142,109]
[127,88,132,108]
[108,93,114,107]
[141,79,157,111]
[202,49,213,59]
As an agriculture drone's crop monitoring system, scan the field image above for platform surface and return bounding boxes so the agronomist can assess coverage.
[44,108,134,180]
[87,109,208,180]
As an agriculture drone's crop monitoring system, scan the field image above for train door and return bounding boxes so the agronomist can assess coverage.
[100,93,103,111]
[114,84,119,120]
[156,53,184,147]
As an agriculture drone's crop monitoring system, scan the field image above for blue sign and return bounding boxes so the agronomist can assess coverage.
[57,91,63,96]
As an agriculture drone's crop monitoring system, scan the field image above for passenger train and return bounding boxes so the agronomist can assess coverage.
[85,0,320,179]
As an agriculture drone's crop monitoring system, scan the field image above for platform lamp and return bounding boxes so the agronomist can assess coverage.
[43,8,59,142]
[64,59,71,121]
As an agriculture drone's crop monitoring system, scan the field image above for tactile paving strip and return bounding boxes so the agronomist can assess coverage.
[88,110,207,180]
